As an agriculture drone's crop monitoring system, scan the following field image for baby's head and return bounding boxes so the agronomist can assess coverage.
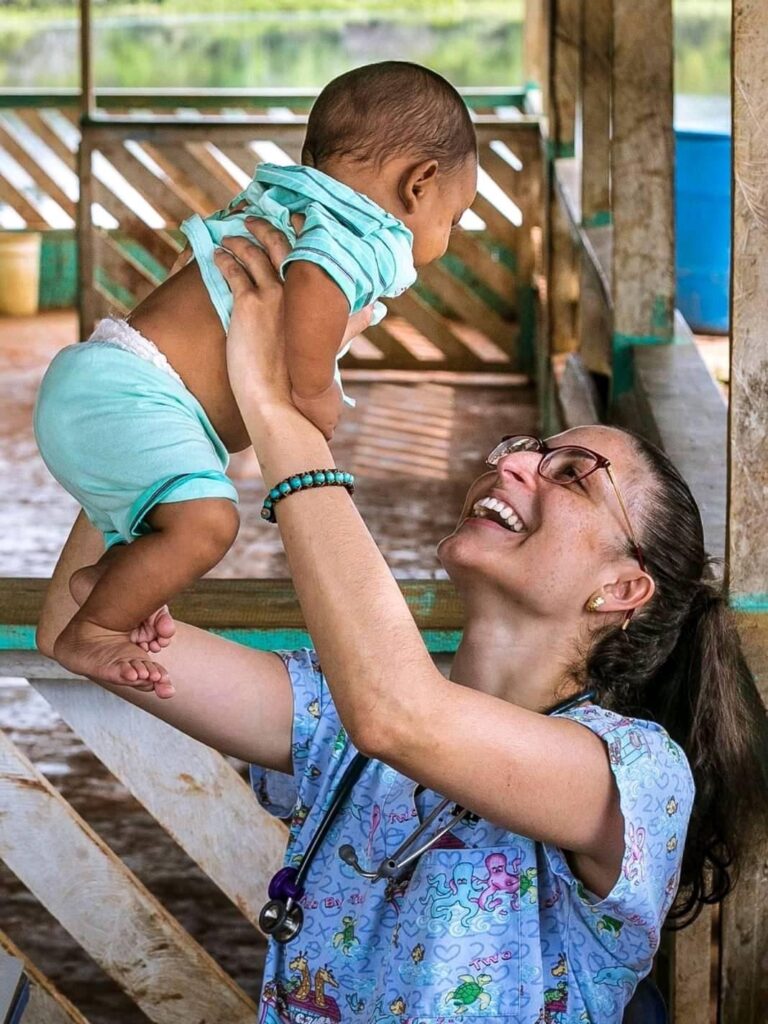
[302,61,478,267]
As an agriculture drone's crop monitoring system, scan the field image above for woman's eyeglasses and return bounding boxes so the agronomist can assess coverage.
[486,435,646,628]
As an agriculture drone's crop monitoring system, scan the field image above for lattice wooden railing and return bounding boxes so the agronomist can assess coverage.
[0,89,542,374]
[0,578,462,1021]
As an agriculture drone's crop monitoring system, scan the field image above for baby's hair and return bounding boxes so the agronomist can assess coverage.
[302,61,477,176]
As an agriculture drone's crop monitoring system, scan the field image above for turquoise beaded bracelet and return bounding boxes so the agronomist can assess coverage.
[261,468,356,523]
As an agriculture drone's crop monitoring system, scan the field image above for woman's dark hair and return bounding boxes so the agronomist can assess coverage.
[302,61,477,175]
[580,430,768,925]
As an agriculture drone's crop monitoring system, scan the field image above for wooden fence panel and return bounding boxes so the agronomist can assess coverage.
[28,676,287,928]
[0,727,256,1024]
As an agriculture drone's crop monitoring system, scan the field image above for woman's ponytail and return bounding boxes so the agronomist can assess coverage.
[582,434,768,925]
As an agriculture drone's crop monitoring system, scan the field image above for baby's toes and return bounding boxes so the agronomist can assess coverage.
[117,660,140,683]
[125,659,151,682]
[154,678,176,700]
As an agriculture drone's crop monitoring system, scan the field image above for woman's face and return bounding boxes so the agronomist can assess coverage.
[437,426,646,620]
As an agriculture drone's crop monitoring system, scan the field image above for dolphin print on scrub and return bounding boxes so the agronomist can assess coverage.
[250,650,694,1023]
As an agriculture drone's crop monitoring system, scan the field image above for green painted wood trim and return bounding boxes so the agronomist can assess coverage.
[729,595,768,613]
[611,333,670,398]
[544,139,576,161]
[582,211,612,229]
[0,625,462,654]
[0,88,527,112]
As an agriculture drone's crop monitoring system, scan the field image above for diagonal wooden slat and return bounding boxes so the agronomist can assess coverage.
[387,290,486,369]
[28,676,286,928]
[16,108,76,171]
[0,120,76,218]
[471,191,519,251]
[99,233,162,303]
[149,143,231,212]
[92,181,180,267]
[0,728,256,1024]
[0,172,47,228]
[186,141,245,196]
[0,927,92,1024]
[216,143,259,180]
[99,142,192,226]
[419,262,518,356]
[448,228,518,301]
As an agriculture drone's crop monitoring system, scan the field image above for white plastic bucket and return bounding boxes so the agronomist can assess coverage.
[0,232,42,316]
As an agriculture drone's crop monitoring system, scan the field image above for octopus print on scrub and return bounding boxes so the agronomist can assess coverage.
[250,650,695,1023]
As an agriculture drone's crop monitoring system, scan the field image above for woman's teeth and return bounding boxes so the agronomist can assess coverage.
[470,496,526,533]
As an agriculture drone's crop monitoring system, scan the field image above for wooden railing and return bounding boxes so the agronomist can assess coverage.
[0,578,463,1021]
[0,88,542,374]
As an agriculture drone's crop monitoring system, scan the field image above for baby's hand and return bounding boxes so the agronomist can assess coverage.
[291,380,345,440]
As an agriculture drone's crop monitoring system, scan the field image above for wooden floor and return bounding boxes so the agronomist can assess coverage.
[0,310,537,580]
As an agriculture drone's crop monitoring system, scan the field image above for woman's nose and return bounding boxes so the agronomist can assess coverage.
[496,451,541,488]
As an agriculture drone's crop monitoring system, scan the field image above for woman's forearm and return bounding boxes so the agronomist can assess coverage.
[248,403,440,752]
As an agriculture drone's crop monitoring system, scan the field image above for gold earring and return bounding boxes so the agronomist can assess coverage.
[586,595,606,612]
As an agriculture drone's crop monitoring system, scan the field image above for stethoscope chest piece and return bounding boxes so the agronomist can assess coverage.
[259,897,304,944]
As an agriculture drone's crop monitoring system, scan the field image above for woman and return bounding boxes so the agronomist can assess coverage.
[38,225,768,1024]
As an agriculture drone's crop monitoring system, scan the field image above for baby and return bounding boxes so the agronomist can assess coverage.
[34,61,478,692]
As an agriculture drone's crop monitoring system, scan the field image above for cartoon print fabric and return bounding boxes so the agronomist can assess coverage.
[250,650,694,1023]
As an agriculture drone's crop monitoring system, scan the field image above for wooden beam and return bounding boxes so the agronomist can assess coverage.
[0,927,92,1024]
[79,0,94,119]
[578,0,611,226]
[550,0,581,155]
[721,1,768,1019]
[0,730,256,1024]
[667,908,714,1024]
[28,677,286,929]
[610,0,675,397]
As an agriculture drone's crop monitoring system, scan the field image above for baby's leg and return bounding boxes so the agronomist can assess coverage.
[53,498,239,692]
[70,556,175,653]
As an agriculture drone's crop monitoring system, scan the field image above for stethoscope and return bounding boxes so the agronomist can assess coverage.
[258,688,595,943]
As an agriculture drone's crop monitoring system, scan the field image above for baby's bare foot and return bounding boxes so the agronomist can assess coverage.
[130,606,176,653]
[54,618,175,698]
[70,565,176,654]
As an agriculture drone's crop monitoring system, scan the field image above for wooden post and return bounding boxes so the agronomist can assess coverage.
[578,0,611,227]
[610,0,675,397]
[80,0,94,119]
[77,0,95,337]
[721,0,768,1018]
[550,0,581,157]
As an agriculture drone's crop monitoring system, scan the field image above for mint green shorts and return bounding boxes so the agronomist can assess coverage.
[34,342,238,549]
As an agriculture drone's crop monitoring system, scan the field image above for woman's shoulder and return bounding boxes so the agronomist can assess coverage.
[561,703,694,796]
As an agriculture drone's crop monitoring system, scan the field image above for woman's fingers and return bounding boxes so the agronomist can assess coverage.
[213,246,259,300]
[244,217,292,270]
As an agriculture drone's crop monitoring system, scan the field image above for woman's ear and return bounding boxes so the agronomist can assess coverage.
[598,568,656,617]
[398,159,439,214]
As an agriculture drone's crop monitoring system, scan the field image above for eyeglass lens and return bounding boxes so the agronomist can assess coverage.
[487,437,598,485]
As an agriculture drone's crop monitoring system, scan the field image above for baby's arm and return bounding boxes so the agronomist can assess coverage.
[283,261,350,439]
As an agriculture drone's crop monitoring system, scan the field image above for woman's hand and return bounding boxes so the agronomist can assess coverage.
[214,220,372,426]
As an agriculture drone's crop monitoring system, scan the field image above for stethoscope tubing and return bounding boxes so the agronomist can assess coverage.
[260,687,595,941]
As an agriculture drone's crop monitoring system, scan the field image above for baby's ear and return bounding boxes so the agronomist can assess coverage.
[399,159,439,212]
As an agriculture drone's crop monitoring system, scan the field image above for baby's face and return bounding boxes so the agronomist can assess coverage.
[408,157,478,267]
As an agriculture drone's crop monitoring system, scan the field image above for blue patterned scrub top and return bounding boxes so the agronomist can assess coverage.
[251,650,695,1024]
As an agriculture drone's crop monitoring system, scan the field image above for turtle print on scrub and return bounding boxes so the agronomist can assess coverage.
[250,650,694,1023]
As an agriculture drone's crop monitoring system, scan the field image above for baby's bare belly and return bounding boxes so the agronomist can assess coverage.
[129,262,252,453]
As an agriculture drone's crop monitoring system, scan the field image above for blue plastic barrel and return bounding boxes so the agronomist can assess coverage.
[675,125,731,333]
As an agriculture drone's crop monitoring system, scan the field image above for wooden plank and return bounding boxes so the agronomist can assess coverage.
[0,928,92,1024]
[151,143,233,211]
[92,181,180,266]
[667,908,713,1024]
[720,2,768,1019]
[216,143,259,180]
[419,262,518,357]
[578,0,611,226]
[139,142,220,216]
[0,121,75,219]
[29,677,286,929]
[0,578,463,632]
[16,109,77,171]
[611,0,675,396]
[448,229,518,300]
[0,172,48,228]
[77,137,97,340]
[471,191,519,251]
[99,142,193,226]
[187,141,245,196]
[0,730,255,1024]
[99,234,161,303]
[386,290,485,369]
[551,0,581,154]
[357,322,424,370]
